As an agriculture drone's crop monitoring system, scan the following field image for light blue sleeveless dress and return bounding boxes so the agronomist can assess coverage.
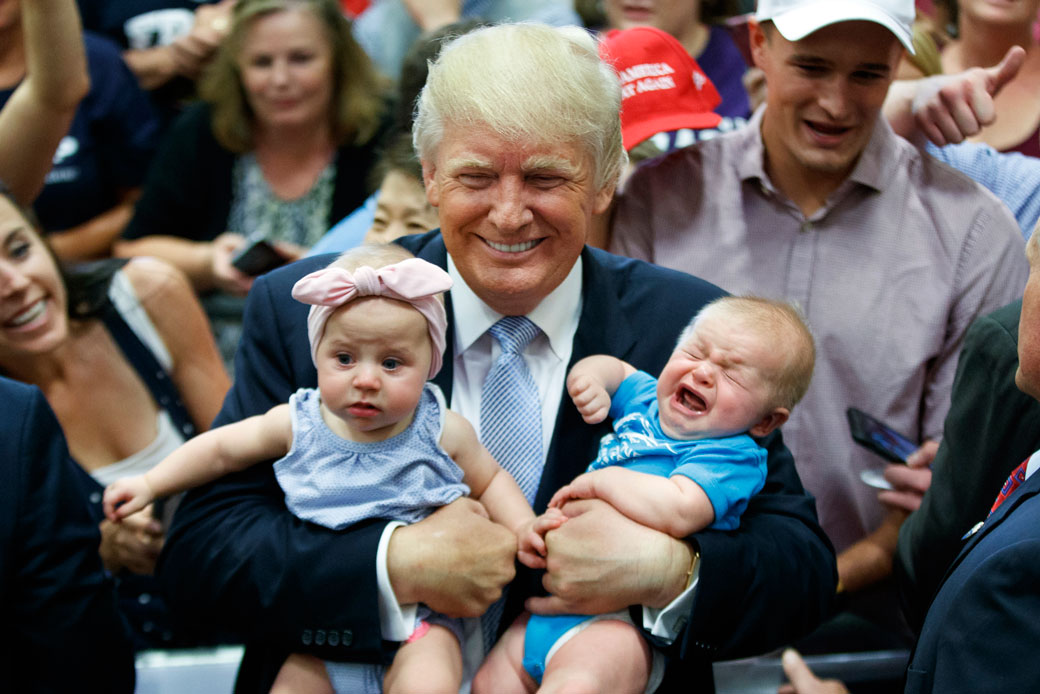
[274,384,469,693]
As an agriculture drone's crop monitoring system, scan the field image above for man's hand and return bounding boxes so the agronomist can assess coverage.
[387,497,517,618]
[526,498,693,615]
[777,649,850,694]
[98,505,164,575]
[898,46,1025,146]
[878,440,937,513]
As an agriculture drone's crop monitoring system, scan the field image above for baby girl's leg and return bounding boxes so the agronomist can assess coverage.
[270,653,335,694]
[382,624,462,694]
[472,614,539,694]
[539,619,652,694]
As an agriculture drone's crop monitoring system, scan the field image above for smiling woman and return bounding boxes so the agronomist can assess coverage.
[115,0,390,298]
[0,185,230,649]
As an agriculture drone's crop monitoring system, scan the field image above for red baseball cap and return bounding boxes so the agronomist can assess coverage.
[599,26,722,151]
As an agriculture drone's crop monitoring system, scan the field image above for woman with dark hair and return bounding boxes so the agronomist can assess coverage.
[115,0,390,297]
[0,186,229,647]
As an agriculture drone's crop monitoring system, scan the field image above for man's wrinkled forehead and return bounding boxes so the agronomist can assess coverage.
[441,151,582,178]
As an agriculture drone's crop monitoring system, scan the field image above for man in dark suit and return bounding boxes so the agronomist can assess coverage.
[895,299,1040,630]
[0,376,135,693]
[158,23,835,692]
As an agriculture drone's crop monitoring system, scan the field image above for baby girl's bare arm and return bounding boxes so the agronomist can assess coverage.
[103,405,293,521]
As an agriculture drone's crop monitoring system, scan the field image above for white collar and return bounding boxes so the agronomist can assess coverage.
[447,253,583,359]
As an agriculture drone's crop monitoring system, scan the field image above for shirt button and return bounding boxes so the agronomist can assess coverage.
[89,492,102,504]
[301,630,312,645]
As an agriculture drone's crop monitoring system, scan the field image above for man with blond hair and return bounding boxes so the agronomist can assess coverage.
[159,22,835,693]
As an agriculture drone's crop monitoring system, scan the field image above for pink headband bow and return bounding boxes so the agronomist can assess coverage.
[291,258,453,378]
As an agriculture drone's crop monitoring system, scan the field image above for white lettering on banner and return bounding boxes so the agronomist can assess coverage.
[124,9,194,49]
[622,75,677,99]
[45,166,80,184]
[52,136,79,165]
[618,61,676,85]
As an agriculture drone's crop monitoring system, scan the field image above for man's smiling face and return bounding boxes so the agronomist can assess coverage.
[422,122,613,315]
[751,20,902,187]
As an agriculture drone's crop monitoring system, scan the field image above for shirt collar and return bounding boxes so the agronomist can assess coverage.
[447,253,583,360]
[736,104,902,195]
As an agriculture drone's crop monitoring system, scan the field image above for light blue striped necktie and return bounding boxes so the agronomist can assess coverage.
[479,315,542,651]
[480,316,543,503]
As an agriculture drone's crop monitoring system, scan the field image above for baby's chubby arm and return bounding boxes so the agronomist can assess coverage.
[439,410,546,563]
[567,355,637,424]
[549,467,715,539]
[103,404,293,522]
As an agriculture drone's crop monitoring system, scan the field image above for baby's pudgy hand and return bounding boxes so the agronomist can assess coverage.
[102,476,155,523]
[517,508,567,569]
[566,372,610,424]
[548,472,600,509]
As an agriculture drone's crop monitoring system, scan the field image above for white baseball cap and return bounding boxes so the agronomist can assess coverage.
[755,0,915,54]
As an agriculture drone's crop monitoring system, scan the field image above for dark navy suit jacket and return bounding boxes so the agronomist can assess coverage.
[0,377,135,693]
[896,301,1040,631]
[159,233,836,693]
[906,462,1040,693]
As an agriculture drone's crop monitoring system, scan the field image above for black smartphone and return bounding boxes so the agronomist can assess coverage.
[846,407,918,464]
[231,238,287,276]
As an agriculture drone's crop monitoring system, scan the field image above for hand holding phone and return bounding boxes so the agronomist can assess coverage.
[848,407,919,490]
[230,238,288,276]
[847,407,918,464]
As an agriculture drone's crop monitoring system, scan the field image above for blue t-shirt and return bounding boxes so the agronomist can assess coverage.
[76,0,222,127]
[76,0,219,50]
[589,370,767,530]
[0,32,159,231]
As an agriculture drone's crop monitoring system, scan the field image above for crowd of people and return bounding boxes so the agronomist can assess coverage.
[4,0,1040,693]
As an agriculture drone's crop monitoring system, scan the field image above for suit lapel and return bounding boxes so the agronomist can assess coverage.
[937,467,1040,591]
[532,248,640,510]
[907,463,1040,673]
[404,235,454,401]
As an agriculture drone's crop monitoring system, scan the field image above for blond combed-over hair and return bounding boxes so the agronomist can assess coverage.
[412,22,627,192]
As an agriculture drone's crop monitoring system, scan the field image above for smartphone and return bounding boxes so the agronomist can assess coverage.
[230,238,287,276]
[846,407,918,464]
